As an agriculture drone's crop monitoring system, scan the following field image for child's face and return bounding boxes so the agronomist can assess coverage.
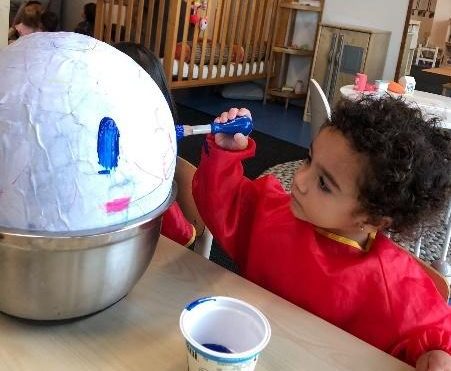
[290,127,368,236]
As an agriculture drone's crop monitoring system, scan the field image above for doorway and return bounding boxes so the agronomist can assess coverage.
[396,0,451,80]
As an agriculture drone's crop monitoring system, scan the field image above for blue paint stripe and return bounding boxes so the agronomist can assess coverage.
[175,124,185,141]
[185,297,216,311]
[97,117,120,173]
[186,342,258,364]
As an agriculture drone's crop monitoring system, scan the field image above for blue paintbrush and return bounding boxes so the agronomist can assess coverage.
[175,116,253,141]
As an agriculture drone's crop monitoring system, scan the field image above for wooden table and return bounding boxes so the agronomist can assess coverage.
[340,85,451,130]
[422,66,451,78]
[0,237,413,370]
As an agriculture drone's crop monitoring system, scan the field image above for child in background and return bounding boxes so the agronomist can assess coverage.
[192,97,451,370]
[8,1,58,40]
[114,42,195,247]
[40,10,59,32]
[8,1,42,42]
[74,2,96,37]
[12,2,43,38]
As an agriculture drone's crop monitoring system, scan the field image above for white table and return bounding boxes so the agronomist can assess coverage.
[340,85,451,130]
[0,236,413,370]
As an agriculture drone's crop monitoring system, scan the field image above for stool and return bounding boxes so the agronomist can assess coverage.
[442,82,451,97]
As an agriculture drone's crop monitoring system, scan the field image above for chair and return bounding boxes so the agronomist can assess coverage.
[174,156,213,258]
[414,255,450,302]
[392,227,449,302]
[411,199,451,301]
[309,79,331,141]
[415,43,439,67]
[431,200,451,280]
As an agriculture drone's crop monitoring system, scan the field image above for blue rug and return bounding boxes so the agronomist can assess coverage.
[174,86,312,148]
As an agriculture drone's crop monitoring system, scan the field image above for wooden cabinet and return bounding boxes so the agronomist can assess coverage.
[304,24,390,122]
[264,1,324,109]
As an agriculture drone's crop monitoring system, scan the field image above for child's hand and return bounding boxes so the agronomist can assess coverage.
[416,350,451,371]
[214,108,251,151]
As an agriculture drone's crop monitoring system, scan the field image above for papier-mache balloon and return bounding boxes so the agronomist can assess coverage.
[0,32,176,231]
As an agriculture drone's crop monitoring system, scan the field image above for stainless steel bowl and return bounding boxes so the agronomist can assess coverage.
[0,184,176,320]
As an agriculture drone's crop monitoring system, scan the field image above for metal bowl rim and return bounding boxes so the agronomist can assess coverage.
[0,182,177,239]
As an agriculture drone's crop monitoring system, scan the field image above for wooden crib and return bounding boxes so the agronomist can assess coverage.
[94,0,278,89]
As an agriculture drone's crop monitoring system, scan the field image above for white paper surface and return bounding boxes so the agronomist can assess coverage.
[0,32,176,231]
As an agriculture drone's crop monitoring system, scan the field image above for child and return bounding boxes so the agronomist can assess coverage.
[74,2,96,37]
[40,10,59,32]
[12,2,43,38]
[8,1,42,43]
[192,97,451,370]
[113,42,195,248]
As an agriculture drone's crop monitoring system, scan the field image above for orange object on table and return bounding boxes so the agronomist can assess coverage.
[388,81,405,94]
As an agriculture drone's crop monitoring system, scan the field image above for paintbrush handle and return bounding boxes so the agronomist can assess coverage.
[210,116,253,136]
[175,116,253,141]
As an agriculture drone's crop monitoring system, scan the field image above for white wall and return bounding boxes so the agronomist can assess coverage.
[322,0,410,80]
[430,0,451,49]
[0,0,9,48]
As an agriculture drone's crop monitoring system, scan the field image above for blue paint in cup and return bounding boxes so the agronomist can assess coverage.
[180,296,271,370]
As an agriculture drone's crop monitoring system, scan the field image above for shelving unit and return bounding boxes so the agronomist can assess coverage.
[399,20,421,76]
[264,0,324,109]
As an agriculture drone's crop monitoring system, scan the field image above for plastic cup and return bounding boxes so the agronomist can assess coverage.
[375,80,389,92]
[354,73,368,91]
[179,296,271,371]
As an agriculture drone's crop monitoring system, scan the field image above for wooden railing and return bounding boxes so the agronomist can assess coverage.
[94,0,278,89]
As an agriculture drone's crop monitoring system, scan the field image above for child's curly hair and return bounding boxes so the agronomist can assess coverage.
[325,95,450,234]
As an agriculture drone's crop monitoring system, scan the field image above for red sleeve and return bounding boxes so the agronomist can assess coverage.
[385,251,451,365]
[161,202,195,247]
[192,136,260,260]
[390,326,451,366]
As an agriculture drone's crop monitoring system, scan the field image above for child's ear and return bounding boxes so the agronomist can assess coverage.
[364,216,393,232]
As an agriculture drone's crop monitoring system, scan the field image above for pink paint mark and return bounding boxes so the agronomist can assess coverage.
[105,197,131,213]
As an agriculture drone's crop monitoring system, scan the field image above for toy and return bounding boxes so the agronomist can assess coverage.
[199,17,208,31]
[388,81,405,94]
[0,32,176,231]
[354,73,367,91]
[190,1,202,25]
[175,42,191,62]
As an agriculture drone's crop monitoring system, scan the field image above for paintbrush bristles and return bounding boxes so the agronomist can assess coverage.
[183,125,193,137]
[175,124,213,141]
